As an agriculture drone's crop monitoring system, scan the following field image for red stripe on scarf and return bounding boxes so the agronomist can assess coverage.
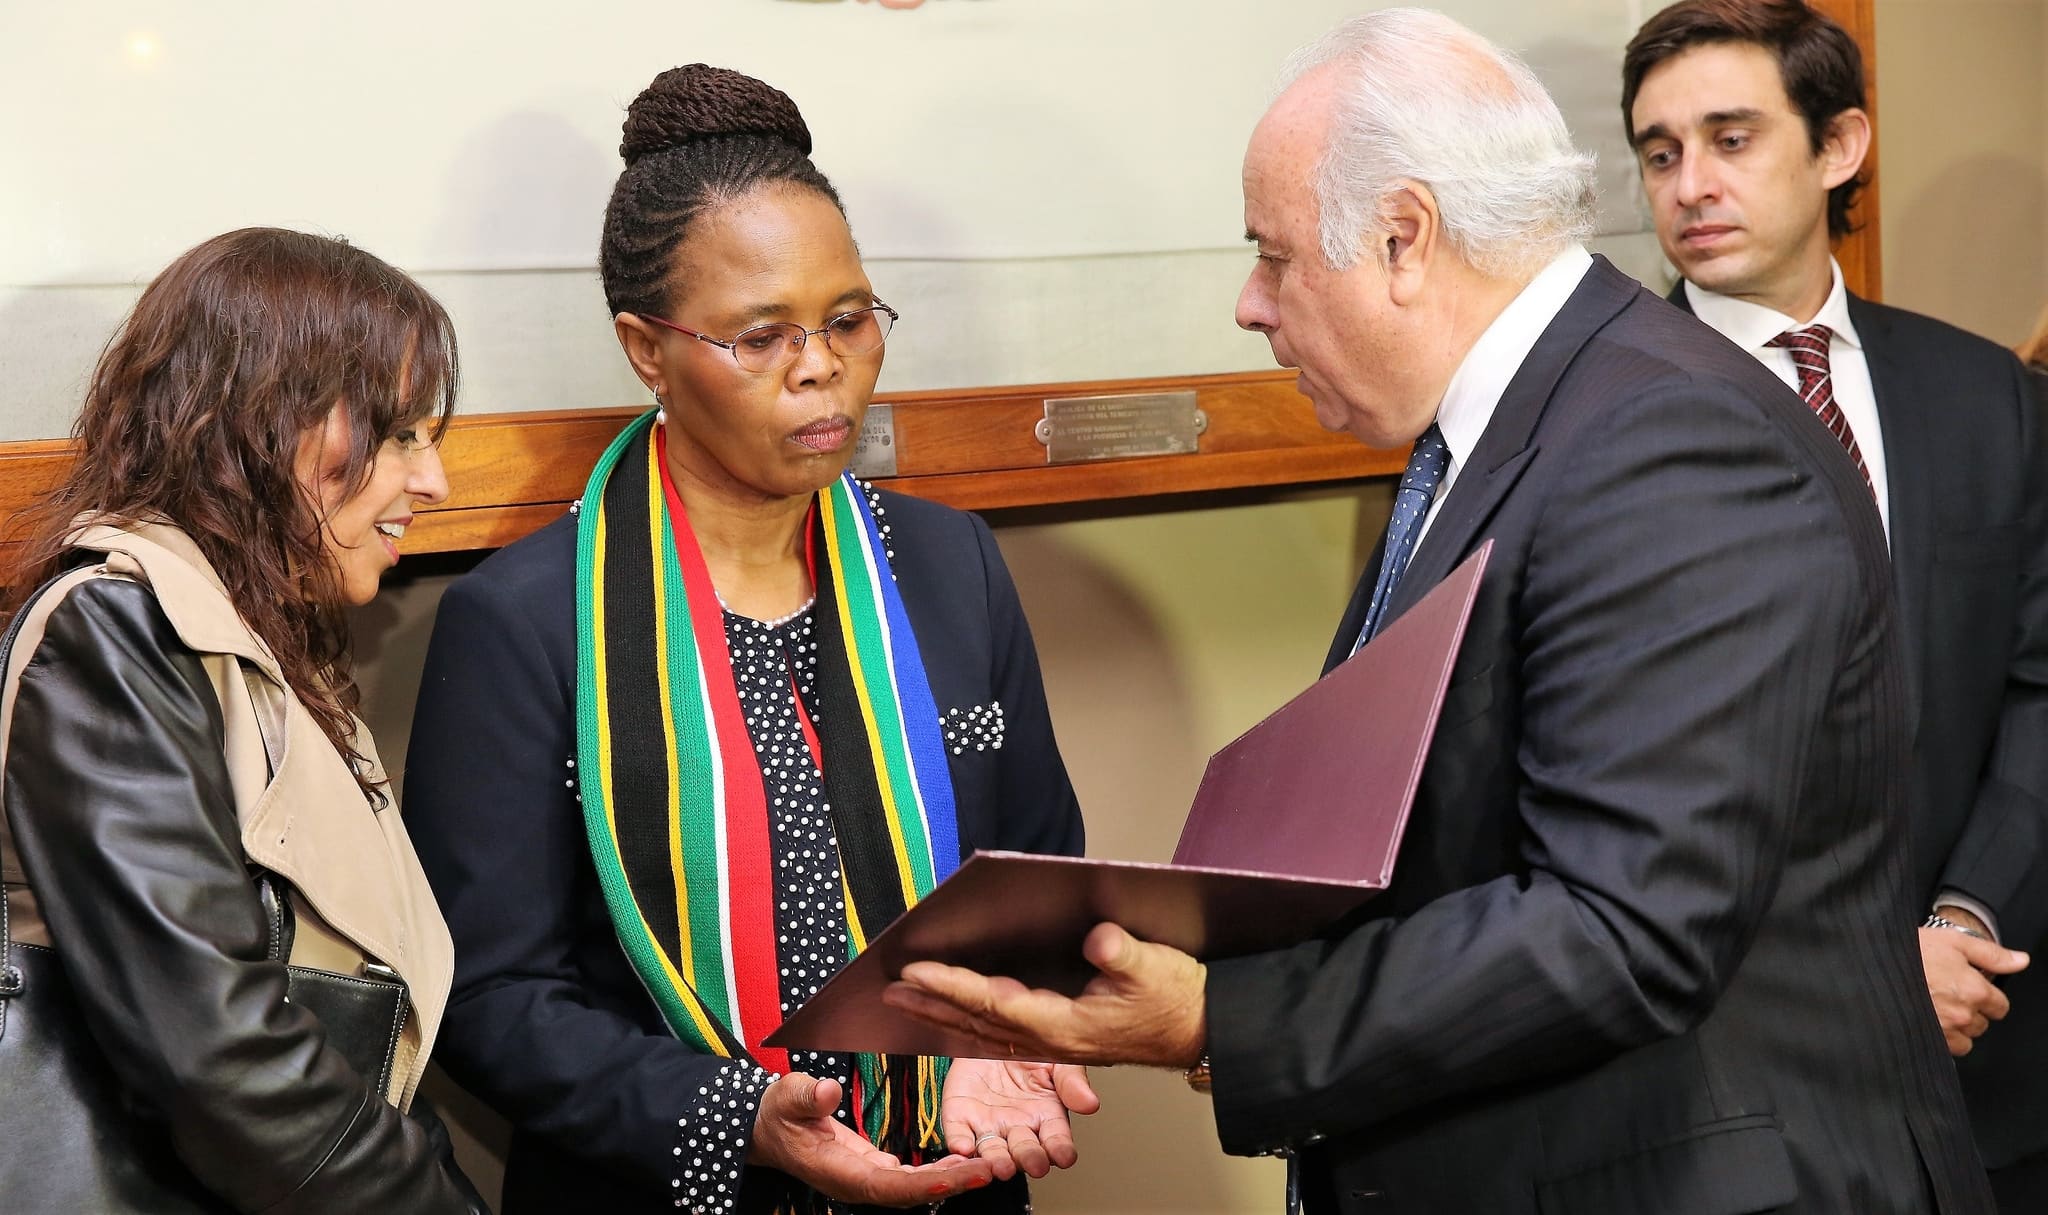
[793,502,828,778]
[655,430,791,1076]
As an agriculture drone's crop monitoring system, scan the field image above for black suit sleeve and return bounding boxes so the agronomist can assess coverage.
[1205,380,1879,1152]
[3,578,470,1214]
[404,566,742,1190]
[970,513,1084,857]
[1938,362,2048,949]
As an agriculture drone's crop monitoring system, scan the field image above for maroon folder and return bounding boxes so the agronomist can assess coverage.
[765,542,1491,1060]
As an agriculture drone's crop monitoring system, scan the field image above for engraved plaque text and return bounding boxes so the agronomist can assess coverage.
[1037,391,1203,464]
[849,404,897,478]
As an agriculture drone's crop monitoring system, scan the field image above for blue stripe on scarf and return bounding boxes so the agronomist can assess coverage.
[842,474,962,883]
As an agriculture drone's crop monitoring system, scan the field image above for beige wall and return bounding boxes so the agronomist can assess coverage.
[1874,0,2048,345]
[335,6,2048,1212]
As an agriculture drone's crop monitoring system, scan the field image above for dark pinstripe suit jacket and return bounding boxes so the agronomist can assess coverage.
[1672,284,2048,1176]
[1203,258,1992,1214]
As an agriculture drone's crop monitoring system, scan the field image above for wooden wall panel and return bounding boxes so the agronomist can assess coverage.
[1,372,1408,559]
[1815,0,1882,299]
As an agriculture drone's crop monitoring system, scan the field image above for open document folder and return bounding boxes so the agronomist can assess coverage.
[766,541,1492,1060]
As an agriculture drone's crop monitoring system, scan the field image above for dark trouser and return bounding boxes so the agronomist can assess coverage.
[1990,1148,2048,1215]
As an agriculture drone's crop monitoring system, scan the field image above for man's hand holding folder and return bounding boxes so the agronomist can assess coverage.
[885,923,1210,1069]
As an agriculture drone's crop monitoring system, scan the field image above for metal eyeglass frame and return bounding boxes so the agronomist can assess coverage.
[639,301,899,372]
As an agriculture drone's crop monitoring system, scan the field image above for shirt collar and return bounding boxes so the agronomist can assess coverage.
[1682,258,1863,352]
[1434,244,1595,473]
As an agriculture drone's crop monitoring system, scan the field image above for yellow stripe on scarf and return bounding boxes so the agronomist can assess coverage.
[597,491,729,1055]
[647,440,698,993]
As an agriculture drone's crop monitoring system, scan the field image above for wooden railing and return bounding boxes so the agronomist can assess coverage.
[0,370,1409,558]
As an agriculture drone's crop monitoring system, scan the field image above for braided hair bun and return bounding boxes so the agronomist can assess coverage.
[620,64,813,165]
[600,64,844,318]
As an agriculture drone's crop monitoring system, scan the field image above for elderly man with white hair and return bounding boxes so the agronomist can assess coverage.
[887,8,1993,1213]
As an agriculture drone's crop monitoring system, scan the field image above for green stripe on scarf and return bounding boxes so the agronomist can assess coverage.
[574,410,964,1161]
[821,483,938,897]
[574,418,739,1056]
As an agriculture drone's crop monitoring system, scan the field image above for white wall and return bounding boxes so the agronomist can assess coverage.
[3,0,1662,441]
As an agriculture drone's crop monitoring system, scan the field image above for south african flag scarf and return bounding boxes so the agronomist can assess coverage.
[574,410,962,1162]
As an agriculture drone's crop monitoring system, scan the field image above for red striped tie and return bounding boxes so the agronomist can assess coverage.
[1766,324,1873,497]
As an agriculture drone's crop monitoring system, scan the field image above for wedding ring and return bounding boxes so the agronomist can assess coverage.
[976,1132,1002,1146]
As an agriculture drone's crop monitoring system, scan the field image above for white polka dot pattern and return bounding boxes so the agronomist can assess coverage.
[857,480,897,570]
[941,701,1005,756]
[723,604,854,1032]
[666,600,873,1209]
[671,1062,771,1212]
[665,514,1014,1211]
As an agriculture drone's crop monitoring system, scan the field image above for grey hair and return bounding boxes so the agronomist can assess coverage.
[1280,8,1598,279]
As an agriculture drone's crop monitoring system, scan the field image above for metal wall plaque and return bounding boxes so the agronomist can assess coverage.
[848,404,897,478]
[1036,391,1206,464]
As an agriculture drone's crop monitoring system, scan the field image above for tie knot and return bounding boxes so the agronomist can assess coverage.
[1766,324,1834,357]
[1400,423,1450,494]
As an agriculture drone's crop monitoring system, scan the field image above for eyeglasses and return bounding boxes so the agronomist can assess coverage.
[641,301,899,373]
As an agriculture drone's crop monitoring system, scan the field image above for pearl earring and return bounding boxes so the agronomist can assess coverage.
[653,390,667,427]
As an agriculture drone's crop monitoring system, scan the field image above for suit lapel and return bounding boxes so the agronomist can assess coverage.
[1850,295,1929,734]
[1377,257,1639,627]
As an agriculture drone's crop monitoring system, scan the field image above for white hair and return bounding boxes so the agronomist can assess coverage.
[1280,8,1598,279]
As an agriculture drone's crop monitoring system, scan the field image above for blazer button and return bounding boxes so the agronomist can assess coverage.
[1349,1189,1390,1204]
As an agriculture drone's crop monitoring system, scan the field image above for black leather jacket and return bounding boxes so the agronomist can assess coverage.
[1,575,477,1213]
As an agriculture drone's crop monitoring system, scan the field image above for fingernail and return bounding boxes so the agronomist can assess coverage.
[928,1184,951,1197]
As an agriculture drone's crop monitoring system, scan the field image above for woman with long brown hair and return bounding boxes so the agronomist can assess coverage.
[0,227,483,1213]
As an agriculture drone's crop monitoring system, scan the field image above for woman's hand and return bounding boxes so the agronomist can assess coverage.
[941,1058,1101,1180]
[750,1073,994,1207]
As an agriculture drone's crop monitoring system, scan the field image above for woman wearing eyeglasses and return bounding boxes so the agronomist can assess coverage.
[402,66,1092,1214]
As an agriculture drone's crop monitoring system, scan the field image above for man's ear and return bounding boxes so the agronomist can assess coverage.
[614,312,667,399]
[1382,182,1441,305]
[1819,107,1871,190]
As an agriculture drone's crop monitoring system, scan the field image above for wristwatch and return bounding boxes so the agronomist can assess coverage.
[1184,1053,1213,1094]
[1925,913,1988,941]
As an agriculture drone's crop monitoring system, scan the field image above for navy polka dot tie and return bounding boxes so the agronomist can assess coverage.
[1766,324,1873,497]
[1354,423,1451,653]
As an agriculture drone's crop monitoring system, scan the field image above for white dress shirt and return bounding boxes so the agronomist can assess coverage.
[1414,244,1595,545]
[1682,261,1891,543]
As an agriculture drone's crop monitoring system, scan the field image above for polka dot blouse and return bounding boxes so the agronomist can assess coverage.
[670,599,861,1213]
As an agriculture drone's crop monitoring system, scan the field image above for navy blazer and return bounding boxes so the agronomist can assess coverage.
[1205,259,1990,1214]
[1672,282,2048,1173]
[403,490,1082,1213]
